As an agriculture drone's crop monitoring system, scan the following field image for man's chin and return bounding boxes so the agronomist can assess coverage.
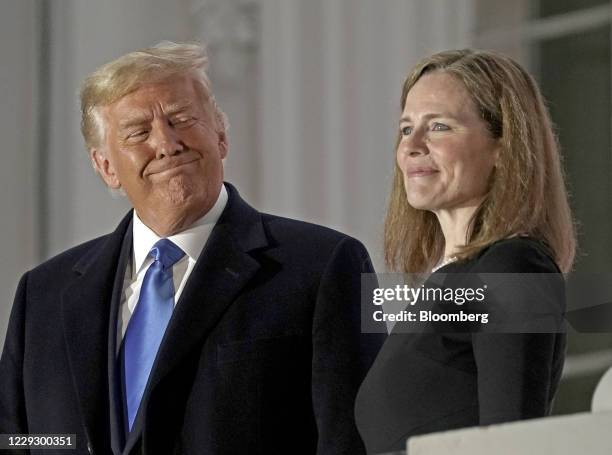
[162,176,197,205]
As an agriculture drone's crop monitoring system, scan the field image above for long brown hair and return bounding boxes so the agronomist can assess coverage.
[385,49,576,273]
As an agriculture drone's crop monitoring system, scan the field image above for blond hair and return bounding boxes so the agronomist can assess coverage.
[80,41,227,149]
[385,49,576,273]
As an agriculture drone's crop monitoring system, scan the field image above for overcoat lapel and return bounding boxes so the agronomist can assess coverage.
[127,185,269,451]
[61,213,132,454]
[148,184,267,392]
[149,227,261,386]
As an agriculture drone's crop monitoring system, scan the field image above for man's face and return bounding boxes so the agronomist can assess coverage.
[91,75,227,229]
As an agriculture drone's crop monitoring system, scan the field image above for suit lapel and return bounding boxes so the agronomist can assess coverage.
[124,224,266,453]
[61,213,132,453]
[120,185,267,451]
[149,228,261,389]
[122,232,261,455]
[148,184,267,391]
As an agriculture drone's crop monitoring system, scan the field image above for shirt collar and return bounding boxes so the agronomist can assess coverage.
[131,184,229,275]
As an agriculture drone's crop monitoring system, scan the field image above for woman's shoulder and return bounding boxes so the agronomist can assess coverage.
[467,237,560,273]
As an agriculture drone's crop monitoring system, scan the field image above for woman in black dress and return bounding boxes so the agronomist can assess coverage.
[355,50,576,454]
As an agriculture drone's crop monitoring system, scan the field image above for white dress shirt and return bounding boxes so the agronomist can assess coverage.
[117,185,228,351]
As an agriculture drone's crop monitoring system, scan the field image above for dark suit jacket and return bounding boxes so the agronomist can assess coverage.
[0,183,384,455]
[354,238,566,454]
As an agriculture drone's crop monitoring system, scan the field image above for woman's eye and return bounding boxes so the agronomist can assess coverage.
[401,126,413,135]
[432,122,450,131]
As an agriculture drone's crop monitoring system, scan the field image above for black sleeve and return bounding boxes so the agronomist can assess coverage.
[470,239,566,424]
[311,237,386,454]
[0,273,30,454]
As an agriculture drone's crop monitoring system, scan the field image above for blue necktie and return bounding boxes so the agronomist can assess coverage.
[123,239,185,430]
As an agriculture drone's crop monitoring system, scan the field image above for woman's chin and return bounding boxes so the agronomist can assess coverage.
[406,195,435,211]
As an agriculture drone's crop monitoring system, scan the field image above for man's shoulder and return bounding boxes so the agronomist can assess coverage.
[28,211,132,279]
[261,213,360,247]
[258,212,371,268]
[225,184,367,255]
[28,233,116,278]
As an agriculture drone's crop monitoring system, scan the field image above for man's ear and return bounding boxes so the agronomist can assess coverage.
[218,131,228,159]
[90,148,121,189]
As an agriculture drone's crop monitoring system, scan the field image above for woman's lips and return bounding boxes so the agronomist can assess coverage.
[406,168,439,178]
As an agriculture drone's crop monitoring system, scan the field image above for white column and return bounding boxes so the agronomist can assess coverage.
[258,0,475,269]
[258,0,303,217]
[322,0,348,228]
[190,0,260,201]
[0,0,40,338]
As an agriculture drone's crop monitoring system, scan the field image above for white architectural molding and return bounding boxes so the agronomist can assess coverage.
[259,0,302,216]
[258,0,475,266]
[191,0,259,88]
[409,411,612,454]
[593,366,612,412]
[0,0,40,340]
[476,3,612,47]
[322,0,347,227]
[563,349,612,380]
[191,0,261,201]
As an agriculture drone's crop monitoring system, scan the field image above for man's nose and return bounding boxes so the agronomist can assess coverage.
[151,121,185,159]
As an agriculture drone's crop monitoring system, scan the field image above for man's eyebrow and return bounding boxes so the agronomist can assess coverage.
[117,101,195,130]
[165,101,194,115]
[118,114,153,130]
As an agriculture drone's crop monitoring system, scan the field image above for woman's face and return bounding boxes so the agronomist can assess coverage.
[397,71,499,214]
